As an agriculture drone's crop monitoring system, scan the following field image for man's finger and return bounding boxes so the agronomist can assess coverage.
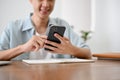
[54,33,64,42]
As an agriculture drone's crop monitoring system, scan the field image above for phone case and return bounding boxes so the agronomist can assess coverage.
[45,26,66,51]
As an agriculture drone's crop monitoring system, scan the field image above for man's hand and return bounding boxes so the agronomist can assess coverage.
[44,33,74,55]
[21,35,47,53]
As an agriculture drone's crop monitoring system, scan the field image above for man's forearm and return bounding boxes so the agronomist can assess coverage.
[71,46,92,59]
[0,45,24,60]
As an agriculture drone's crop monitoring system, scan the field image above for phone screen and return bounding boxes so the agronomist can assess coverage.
[45,26,66,51]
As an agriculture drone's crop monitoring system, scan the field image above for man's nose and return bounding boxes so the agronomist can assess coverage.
[42,1,49,7]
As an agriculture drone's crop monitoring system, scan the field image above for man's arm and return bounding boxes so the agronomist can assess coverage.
[70,46,92,59]
[0,45,24,60]
[44,34,92,59]
[44,40,92,59]
[0,35,47,60]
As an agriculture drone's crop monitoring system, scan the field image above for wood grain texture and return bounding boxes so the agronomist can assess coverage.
[0,60,120,80]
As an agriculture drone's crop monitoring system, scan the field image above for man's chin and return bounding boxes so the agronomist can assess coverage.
[37,12,49,19]
[39,15,49,19]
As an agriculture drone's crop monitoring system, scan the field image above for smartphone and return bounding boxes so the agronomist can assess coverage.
[45,25,66,51]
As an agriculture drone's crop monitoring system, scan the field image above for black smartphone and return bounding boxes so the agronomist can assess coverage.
[45,25,66,51]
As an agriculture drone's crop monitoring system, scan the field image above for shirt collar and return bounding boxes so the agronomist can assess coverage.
[22,13,34,32]
[22,13,58,32]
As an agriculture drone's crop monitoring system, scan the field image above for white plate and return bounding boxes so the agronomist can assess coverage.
[0,61,11,66]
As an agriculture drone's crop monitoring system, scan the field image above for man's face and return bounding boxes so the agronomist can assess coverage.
[30,0,55,19]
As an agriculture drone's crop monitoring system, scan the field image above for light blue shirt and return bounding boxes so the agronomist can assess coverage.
[0,14,89,60]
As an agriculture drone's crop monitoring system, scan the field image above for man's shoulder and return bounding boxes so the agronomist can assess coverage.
[6,19,24,28]
[6,17,30,30]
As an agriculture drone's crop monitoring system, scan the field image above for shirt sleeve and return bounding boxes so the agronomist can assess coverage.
[58,19,89,49]
[69,27,89,48]
[0,23,10,50]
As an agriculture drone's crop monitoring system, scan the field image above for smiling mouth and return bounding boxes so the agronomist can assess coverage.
[40,11,48,15]
[40,9,50,15]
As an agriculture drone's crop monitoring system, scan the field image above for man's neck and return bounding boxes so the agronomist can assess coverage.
[31,15,49,34]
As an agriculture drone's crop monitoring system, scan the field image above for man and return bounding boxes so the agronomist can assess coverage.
[0,0,92,60]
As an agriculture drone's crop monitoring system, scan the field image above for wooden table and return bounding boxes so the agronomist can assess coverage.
[0,60,120,80]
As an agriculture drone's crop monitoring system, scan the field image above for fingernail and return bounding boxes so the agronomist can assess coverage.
[54,33,57,36]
